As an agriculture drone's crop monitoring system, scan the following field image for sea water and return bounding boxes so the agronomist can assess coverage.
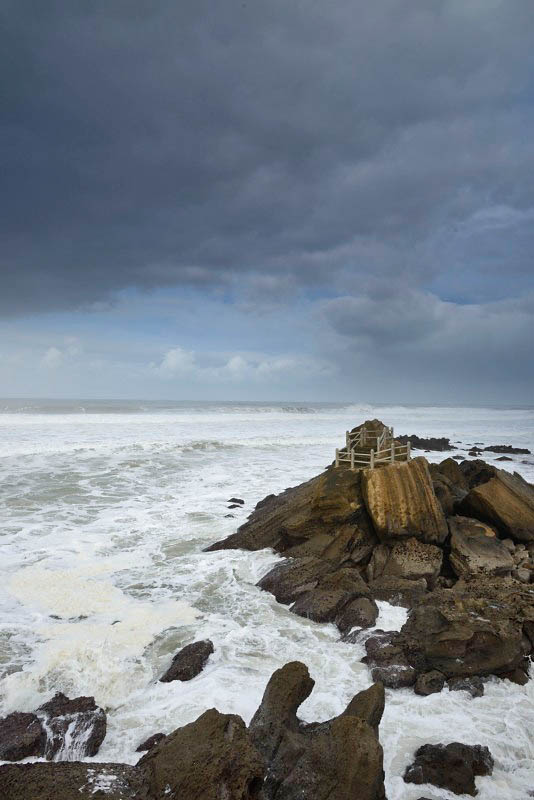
[0,400,533,798]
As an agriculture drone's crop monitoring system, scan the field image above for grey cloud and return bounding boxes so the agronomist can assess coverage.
[2,0,534,315]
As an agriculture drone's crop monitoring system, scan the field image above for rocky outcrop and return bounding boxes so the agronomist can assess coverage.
[362,458,448,544]
[249,662,386,800]
[290,568,370,623]
[484,445,531,454]
[160,639,214,682]
[138,708,265,800]
[0,712,46,762]
[257,557,335,605]
[397,434,454,451]
[0,763,144,800]
[404,742,494,796]
[336,597,378,633]
[448,516,514,577]
[458,469,534,542]
[362,631,416,689]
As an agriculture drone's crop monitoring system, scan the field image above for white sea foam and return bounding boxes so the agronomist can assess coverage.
[0,401,533,796]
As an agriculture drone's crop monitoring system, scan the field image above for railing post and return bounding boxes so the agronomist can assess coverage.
[335,448,339,467]
[407,441,411,461]
[350,450,355,470]
[346,431,350,450]
[391,442,395,462]
[370,449,375,469]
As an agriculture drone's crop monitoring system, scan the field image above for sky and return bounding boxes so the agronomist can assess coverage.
[1,0,533,403]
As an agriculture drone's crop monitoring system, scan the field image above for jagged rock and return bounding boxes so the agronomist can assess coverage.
[448,516,514,578]
[0,762,144,800]
[397,435,454,451]
[362,457,448,545]
[429,461,468,516]
[206,467,376,560]
[228,497,245,504]
[138,709,265,800]
[159,640,214,682]
[366,544,390,581]
[290,568,369,623]
[336,597,379,633]
[362,632,416,688]
[404,742,494,796]
[382,537,442,584]
[342,682,385,733]
[37,692,106,759]
[135,732,165,752]
[447,676,485,697]
[414,670,446,696]
[0,712,45,762]
[435,458,469,491]
[368,575,428,607]
[458,468,534,542]
[371,664,416,688]
[484,445,531,455]
[257,557,335,605]
[459,459,498,489]
[249,662,386,800]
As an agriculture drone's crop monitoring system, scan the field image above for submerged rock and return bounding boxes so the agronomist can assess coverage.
[159,639,214,682]
[404,742,494,796]
[336,596,378,633]
[447,676,485,697]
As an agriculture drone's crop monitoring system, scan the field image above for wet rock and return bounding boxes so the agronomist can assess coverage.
[362,632,416,688]
[397,435,454,451]
[459,459,498,489]
[0,762,144,800]
[382,537,443,584]
[249,661,386,800]
[501,665,530,684]
[135,732,165,752]
[484,445,531,455]
[224,513,235,517]
[496,455,513,461]
[36,693,106,760]
[403,742,494,796]
[371,663,416,688]
[138,708,265,800]
[468,448,482,456]
[159,639,214,682]
[336,597,379,633]
[458,468,534,542]
[362,457,448,545]
[448,516,514,578]
[447,676,485,697]
[0,712,45,761]
[257,557,334,605]
[368,575,427,607]
[228,503,241,509]
[414,670,446,696]
[228,497,245,504]
[290,568,369,623]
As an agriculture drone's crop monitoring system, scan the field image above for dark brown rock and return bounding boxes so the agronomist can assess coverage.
[447,676,485,697]
[0,712,45,762]
[135,732,166,752]
[159,639,214,682]
[341,682,385,733]
[458,469,534,542]
[436,458,469,491]
[459,459,498,489]
[0,762,144,800]
[414,670,446,696]
[37,692,106,759]
[336,597,379,633]
[397,435,454,451]
[382,537,442,584]
[404,742,494,796]
[138,708,265,800]
[362,457,448,545]
[257,557,335,605]
[484,445,530,455]
[448,516,514,578]
[368,575,428,607]
[290,568,369,623]
[371,663,416,688]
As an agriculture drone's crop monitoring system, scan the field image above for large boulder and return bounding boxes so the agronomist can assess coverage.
[249,662,386,800]
[159,639,214,682]
[382,537,443,584]
[0,763,144,800]
[206,468,377,561]
[336,597,378,633]
[458,469,534,542]
[257,557,335,605]
[459,459,498,489]
[448,516,514,578]
[138,709,265,800]
[404,742,494,796]
[368,575,428,607]
[290,568,369,623]
[0,712,45,762]
[37,692,106,760]
[362,458,448,545]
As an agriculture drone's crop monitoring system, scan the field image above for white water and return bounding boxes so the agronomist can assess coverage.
[0,400,533,798]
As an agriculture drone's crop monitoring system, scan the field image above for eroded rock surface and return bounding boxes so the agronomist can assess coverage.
[458,469,534,542]
[448,516,514,577]
[0,712,45,762]
[404,742,494,796]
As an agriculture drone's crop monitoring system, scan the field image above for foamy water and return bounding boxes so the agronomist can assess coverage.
[0,400,533,797]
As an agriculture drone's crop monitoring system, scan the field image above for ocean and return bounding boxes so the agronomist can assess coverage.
[1,400,533,798]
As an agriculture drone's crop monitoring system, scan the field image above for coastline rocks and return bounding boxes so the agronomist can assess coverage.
[0,762,144,800]
[414,670,446,696]
[382,537,443,585]
[135,732,166,752]
[336,597,379,633]
[368,575,428,607]
[362,458,448,545]
[290,568,370,623]
[138,709,264,800]
[362,631,416,689]
[448,676,485,697]
[249,662,386,800]
[37,692,106,760]
[397,435,454,451]
[404,742,494,796]
[458,469,534,542]
[257,557,335,605]
[0,712,45,762]
[484,445,531,455]
[160,640,214,682]
[448,516,514,578]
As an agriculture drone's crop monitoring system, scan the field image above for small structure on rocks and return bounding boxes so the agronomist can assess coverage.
[335,419,411,469]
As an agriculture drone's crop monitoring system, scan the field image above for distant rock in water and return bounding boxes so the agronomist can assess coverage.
[397,434,454,451]
[159,639,214,682]
[484,444,531,455]
[404,742,494,796]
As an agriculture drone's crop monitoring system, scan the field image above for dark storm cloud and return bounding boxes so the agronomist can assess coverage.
[1,0,534,315]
